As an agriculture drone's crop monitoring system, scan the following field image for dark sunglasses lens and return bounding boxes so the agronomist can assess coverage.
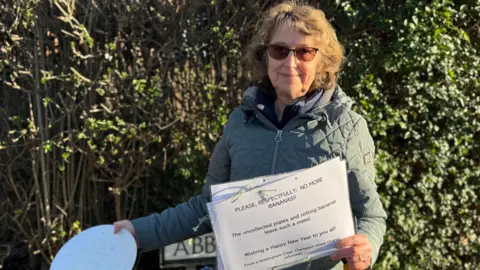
[268,45,290,60]
[296,48,317,61]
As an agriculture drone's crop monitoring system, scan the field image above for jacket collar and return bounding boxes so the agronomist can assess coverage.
[255,88,324,129]
[242,84,352,115]
[240,84,353,131]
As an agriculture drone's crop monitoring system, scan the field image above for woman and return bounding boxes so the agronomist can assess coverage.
[114,2,387,269]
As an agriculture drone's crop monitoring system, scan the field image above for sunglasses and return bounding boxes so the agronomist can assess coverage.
[266,44,319,62]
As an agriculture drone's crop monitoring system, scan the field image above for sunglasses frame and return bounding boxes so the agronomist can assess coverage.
[266,44,319,62]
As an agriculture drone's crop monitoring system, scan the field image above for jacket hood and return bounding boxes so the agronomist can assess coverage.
[242,84,354,112]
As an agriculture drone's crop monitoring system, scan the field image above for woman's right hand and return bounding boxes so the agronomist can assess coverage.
[113,220,139,248]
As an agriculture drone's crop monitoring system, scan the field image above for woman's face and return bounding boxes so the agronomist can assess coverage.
[267,27,320,100]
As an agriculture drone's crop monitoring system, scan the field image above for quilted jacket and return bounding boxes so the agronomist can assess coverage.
[132,85,387,269]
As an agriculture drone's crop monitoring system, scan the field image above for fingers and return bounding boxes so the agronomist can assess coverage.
[331,246,355,260]
[345,252,370,263]
[330,247,348,260]
[330,235,372,261]
[335,234,369,248]
[113,220,127,234]
[113,220,139,249]
[331,248,371,270]
[331,245,371,259]
[346,253,371,270]
[113,221,121,234]
[330,242,372,270]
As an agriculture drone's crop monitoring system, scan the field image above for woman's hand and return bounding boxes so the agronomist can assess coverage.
[113,220,139,248]
[330,234,372,270]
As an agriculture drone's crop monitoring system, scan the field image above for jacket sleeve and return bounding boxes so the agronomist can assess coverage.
[131,129,231,252]
[344,116,387,265]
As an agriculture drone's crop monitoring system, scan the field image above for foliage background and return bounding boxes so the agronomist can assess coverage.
[0,0,479,269]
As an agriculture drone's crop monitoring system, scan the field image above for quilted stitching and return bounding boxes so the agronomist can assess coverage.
[220,87,386,266]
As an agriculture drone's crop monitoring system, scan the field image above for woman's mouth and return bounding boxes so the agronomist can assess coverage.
[279,73,300,77]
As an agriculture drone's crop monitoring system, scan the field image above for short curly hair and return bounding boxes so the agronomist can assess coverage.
[247,1,344,91]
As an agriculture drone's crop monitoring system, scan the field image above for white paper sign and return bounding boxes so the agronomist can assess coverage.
[50,224,137,270]
[207,158,354,269]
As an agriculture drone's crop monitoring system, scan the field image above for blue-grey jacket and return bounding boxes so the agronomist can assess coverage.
[132,85,387,269]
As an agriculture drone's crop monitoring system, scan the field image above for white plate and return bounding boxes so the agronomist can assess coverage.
[51,224,137,270]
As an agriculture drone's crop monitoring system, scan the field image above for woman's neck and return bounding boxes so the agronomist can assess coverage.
[274,95,304,121]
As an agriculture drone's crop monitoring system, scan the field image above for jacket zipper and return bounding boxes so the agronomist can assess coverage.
[243,107,323,175]
[270,130,283,174]
[247,110,284,174]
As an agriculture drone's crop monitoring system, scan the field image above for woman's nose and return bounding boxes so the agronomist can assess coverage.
[284,51,298,67]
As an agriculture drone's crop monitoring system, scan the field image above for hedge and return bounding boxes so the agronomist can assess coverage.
[0,0,478,269]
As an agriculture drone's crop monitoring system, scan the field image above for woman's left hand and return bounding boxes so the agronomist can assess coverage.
[330,234,372,270]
